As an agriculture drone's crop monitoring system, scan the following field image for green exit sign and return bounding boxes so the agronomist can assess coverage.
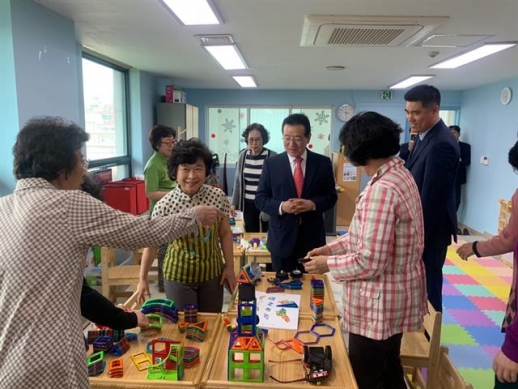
[380,90,393,100]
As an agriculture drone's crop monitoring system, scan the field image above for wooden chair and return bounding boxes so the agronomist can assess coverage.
[401,300,442,388]
[100,247,156,302]
[407,346,473,389]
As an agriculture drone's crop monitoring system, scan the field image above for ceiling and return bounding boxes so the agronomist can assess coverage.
[36,0,518,91]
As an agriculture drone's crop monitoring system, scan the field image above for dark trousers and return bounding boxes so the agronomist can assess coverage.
[163,276,223,313]
[348,332,406,389]
[243,200,268,233]
[423,246,448,312]
[495,376,518,388]
[270,227,312,273]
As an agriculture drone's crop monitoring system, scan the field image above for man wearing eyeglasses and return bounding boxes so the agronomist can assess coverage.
[255,113,337,272]
[144,124,177,292]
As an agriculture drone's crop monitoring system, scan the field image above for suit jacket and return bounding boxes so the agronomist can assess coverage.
[400,142,410,162]
[406,120,460,248]
[458,141,471,185]
[255,150,337,258]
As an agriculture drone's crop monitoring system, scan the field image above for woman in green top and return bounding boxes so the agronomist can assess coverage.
[144,124,177,292]
[139,139,237,312]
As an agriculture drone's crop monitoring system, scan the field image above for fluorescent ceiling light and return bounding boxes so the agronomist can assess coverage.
[430,43,516,69]
[162,0,220,25]
[389,76,434,89]
[204,45,247,70]
[233,76,257,88]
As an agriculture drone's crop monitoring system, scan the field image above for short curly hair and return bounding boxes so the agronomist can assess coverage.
[148,124,177,151]
[241,123,270,145]
[167,139,213,181]
[509,141,518,171]
[339,111,402,166]
[13,116,89,181]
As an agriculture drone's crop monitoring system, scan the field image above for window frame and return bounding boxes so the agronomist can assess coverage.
[81,52,132,175]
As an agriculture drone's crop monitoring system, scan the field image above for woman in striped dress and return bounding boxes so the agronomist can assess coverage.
[231,123,277,232]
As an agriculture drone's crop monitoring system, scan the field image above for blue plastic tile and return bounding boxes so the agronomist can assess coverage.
[443,294,479,310]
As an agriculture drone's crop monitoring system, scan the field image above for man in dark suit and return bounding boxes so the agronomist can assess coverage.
[255,113,337,272]
[404,85,460,312]
[450,125,471,211]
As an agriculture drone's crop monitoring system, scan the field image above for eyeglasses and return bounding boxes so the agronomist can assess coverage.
[160,140,177,147]
[282,135,305,144]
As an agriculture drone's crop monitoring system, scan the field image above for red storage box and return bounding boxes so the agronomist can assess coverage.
[103,179,148,215]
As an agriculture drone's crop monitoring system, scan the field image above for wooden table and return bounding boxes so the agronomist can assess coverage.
[89,312,222,388]
[203,315,358,388]
[227,272,339,319]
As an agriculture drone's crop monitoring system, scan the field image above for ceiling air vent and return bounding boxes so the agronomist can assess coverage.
[300,15,448,47]
[195,34,234,46]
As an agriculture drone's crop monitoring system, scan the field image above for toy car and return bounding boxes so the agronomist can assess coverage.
[303,345,332,384]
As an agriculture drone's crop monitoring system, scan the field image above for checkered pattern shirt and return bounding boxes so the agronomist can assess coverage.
[327,158,428,340]
[0,178,198,388]
[152,184,230,283]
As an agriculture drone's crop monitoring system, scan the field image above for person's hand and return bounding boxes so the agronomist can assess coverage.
[220,266,237,294]
[193,205,226,227]
[281,199,297,214]
[134,310,150,329]
[230,206,237,217]
[303,256,330,274]
[494,350,518,383]
[457,243,474,260]
[289,199,316,214]
[137,280,150,305]
[408,139,415,151]
[306,245,332,258]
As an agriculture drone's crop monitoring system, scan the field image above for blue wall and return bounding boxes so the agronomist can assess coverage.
[0,0,19,196]
[11,0,81,127]
[180,88,462,193]
[460,78,518,234]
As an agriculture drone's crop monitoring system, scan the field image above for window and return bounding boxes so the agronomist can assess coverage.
[208,106,332,164]
[81,53,131,179]
[439,109,458,126]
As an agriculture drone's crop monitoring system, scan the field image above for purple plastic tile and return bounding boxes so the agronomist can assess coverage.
[443,283,463,296]
[449,309,496,327]
[481,345,501,359]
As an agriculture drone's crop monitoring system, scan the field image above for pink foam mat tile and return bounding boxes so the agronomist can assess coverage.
[468,296,507,311]
[449,309,496,327]
[475,258,511,268]
[444,274,478,285]
[444,258,455,266]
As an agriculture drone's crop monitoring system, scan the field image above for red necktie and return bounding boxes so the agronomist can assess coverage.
[294,157,304,198]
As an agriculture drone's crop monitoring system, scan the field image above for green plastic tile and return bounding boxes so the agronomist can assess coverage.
[443,265,466,275]
[457,368,494,389]
[454,284,495,297]
[483,310,505,327]
[441,324,477,345]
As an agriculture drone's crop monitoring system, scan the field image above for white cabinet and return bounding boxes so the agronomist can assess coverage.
[156,103,198,141]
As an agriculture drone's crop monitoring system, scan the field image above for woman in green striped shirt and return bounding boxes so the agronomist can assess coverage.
[139,139,236,312]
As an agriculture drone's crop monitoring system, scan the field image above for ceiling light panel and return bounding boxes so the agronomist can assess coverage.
[204,45,248,70]
[430,43,516,69]
[389,75,434,89]
[162,0,220,25]
[233,76,257,88]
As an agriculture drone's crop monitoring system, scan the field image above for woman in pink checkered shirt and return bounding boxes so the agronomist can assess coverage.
[304,112,428,389]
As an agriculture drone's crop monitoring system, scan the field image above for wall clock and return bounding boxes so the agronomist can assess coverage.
[336,104,355,122]
[501,87,512,105]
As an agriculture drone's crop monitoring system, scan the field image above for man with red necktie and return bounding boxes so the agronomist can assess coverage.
[255,113,337,272]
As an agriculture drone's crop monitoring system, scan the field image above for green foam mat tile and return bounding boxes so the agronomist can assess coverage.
[457,368,494,389]
[482,310,505,327]
[454,284,495,297]
[441,324,477,345]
